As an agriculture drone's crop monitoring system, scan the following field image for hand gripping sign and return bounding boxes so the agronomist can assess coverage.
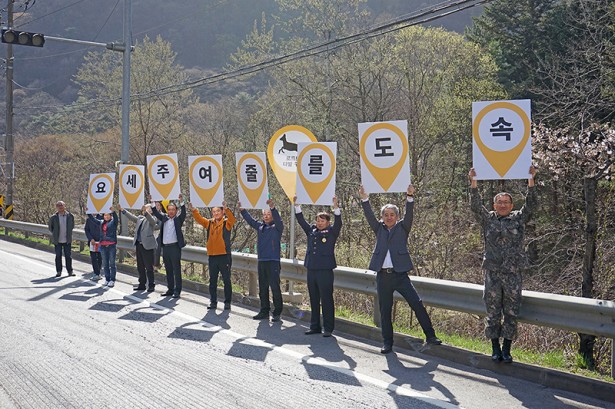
[118,164,145,210]
[267,125,317,202]
[147,153,181,201]
[472,99,532,180]
[295,142,337,205]
[359,120,410,193]
[189,155,224,208]
[86,173,115,214]
[236,152,269,209]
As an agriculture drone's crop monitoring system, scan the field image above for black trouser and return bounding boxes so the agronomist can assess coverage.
[257,260,283,316]
[136,242,155,288]
[209,254,232,304]
[376,270,435,347]
[307,269,335,332]
[54,243,72,274]
[89,251,102,275]
[154,238,162,267]
[162,243,182,295]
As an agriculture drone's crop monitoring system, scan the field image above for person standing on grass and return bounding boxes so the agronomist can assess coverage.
[359,184,442,354]
[189,200,236,311]
[294,195,342,338]
[469,165,537,363]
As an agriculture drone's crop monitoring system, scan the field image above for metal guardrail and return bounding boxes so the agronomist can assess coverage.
[1,218,614,373]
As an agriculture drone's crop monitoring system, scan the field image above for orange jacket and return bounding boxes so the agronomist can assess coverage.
[192,207,236,256]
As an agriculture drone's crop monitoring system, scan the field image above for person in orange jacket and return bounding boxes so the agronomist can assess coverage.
[189,200,236,310]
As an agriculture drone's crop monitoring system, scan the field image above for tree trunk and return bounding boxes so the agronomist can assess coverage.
[578,176,597,369]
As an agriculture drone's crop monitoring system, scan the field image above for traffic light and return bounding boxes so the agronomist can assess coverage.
[1,29,45,47]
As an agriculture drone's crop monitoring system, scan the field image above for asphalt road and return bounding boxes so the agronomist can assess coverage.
[0,240,611,409]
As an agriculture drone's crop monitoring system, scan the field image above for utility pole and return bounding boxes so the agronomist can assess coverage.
[4,0,14,220]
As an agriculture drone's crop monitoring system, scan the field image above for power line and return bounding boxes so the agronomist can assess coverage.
[19,0,489,112]
[14,0,89,28]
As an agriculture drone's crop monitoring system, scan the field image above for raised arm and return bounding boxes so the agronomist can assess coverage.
[468,167,489,223]
[224,206,236,231]
[240,209,261,230]
[519,165,538,223]
[271,207,284,234]
[293,196,311,235]
[359,185,380,233]
[401,185,415,232]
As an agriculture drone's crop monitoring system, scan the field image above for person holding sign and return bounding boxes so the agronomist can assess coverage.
[189,201,236,310]
[84,212,103,281]
[118,203,160,292]
[359,185,442,354]
[294,195,342,337]
[88,209,119,287]
[151,195,187,299]
[48,201,75,277]
[468,166,537,363]
[239,198,284,322]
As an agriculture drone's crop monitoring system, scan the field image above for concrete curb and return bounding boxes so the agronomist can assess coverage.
[3,234,614,403]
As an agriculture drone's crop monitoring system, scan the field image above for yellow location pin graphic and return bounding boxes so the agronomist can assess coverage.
[89,174,114,213]
[148,155,178,199]
[237,153,267,208]
[189,157,223,206]
[267,125,317,202]
[119,165,144,208]
[297,144,336,203]
[473,102,530,178]
[360,123,408,191]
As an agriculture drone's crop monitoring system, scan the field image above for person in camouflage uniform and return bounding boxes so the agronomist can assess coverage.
[469,165,537,363]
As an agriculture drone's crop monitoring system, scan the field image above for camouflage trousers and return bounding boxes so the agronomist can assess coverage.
[483,269,522,340]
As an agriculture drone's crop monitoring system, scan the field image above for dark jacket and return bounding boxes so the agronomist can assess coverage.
[362,199,414,273]
[88,212,118,243]
[84,214,102,242]
[241,207,283,261]
[48,211,75,245]
[151,204,187,248]
[296,211,342,270]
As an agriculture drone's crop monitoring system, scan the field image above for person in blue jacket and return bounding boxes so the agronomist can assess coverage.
[84,212,103,281]
[294,195,342,337]
[88,208,118,288]
[239,198,284,322]
[360,184,441,354]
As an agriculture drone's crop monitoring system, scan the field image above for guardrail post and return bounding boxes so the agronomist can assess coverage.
[611,339,614,379]
[373,294,381,327]
[249,271,258,297]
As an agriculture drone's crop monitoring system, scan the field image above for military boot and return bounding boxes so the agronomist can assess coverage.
[491,338,503,362]
[501,338,513,363]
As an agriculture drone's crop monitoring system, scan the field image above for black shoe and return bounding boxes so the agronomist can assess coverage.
[67,271,75,277]
[304,329,322,335]
[426,336,442,345]
[323,331,333,337]
[172,293,180,299]
[271,314,281,322]
[146,287,155,293]
[161,291,173,296]
[133,286,146,291]
[207,303,216,310]
[224,303,231,310]
[502,338,513,363]
[253,312,269,320]
[491,338,503,362]
[380,345,393,354]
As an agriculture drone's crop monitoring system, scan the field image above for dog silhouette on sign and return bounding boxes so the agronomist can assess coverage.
[278,134,298,154]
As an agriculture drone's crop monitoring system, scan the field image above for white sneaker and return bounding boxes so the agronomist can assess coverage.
[102,281,110,286]
[107,281,115,288]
